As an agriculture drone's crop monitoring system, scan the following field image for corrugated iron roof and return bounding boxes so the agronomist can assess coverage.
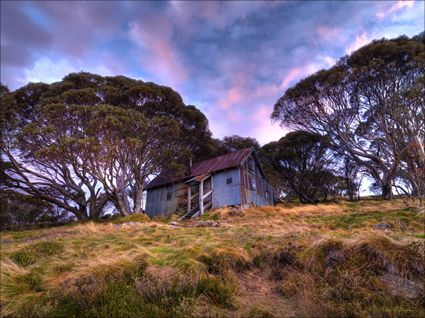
[146,147,253,189]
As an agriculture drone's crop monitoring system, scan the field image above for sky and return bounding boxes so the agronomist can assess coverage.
[1,0,424,145]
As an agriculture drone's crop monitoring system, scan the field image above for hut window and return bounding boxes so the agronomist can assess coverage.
[166,186,172,201]
[226,177,233,185]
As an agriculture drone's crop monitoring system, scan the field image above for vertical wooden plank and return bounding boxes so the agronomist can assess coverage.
[187,184,191,213]
[199,179,204,215]
[211,176,214,208]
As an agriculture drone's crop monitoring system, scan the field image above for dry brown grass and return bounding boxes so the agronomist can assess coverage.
[73,221,116,234]
[0,199,423,317]
[0,260,43,317]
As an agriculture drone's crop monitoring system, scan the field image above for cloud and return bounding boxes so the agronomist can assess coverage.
[345,32,369,55]
[129,18,188,87]
[375,0,416,20]
[254,63,322,99]
[23,57,114,85]
[251,105,289,144]
[316,26,343,41]
[1,0,423,145]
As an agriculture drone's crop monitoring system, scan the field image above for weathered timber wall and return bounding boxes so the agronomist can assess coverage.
[212,169,242,208]
[145,182,187,217]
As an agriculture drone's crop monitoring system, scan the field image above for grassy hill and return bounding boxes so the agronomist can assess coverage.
[1,199,424,317]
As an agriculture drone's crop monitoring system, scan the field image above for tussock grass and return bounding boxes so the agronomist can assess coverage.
[1,199,424,317]
[199,246,252,275]
[109,212,150,224]
[278,232,425,317]
[0,260,46,317]
[73,221,115,234]
[9,240,64,267]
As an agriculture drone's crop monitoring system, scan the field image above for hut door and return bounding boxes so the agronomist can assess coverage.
[186,174,213,216]
[187,183,199,213]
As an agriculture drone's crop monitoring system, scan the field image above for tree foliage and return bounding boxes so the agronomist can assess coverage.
[272,34,425,200]
[1,73,212,219]
[262,131,339,203]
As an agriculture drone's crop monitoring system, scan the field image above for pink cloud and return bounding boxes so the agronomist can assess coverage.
[375,0,415,20]
[254,63,321,99]
[389,0,415,14]
[208,104,286,145]
[218,87,244,110]
[214,64,252,112]
[320,55,336,67]
[209,63,321,144]
[316,26,342,41]
[375,11,386,20]
[129,18,187,87]
[345,32,369,54]
[250,105,289,144]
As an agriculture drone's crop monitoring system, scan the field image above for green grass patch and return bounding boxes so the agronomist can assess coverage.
[10,249,38,267]
[308,208,421,230]
[9,229,42,241]
[10,240,64,267]
[35,240,64,255]
[16,271,44,292]
[53,262,75,273]
[50,271,215,317]
[109,213,150,224]
[412,233,425,239]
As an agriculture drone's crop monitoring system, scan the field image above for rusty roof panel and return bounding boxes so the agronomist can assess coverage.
[189,147,252,177]
[146,147,253,189]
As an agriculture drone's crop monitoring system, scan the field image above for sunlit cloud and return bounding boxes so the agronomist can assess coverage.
[23,57,114,84]
[1,0,423,144]
[375,0,416,20]
[345,32,369,55]
[129,19,188,88]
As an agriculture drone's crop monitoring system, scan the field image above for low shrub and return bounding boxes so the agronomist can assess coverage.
[50,268,235,317]
[196,276,234,308]
[279,234,425,317]
[79,281,150,318]
[199,247,252,275]
[247,306,275,318]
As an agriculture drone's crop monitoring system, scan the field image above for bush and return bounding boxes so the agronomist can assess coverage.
[196,276,234,308]
[247,307,275,318]
[80,281,150,318]
[280,235,425,317]
[199,247,251,275]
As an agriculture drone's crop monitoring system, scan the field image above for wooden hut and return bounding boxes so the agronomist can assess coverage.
[145,148,274,219]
